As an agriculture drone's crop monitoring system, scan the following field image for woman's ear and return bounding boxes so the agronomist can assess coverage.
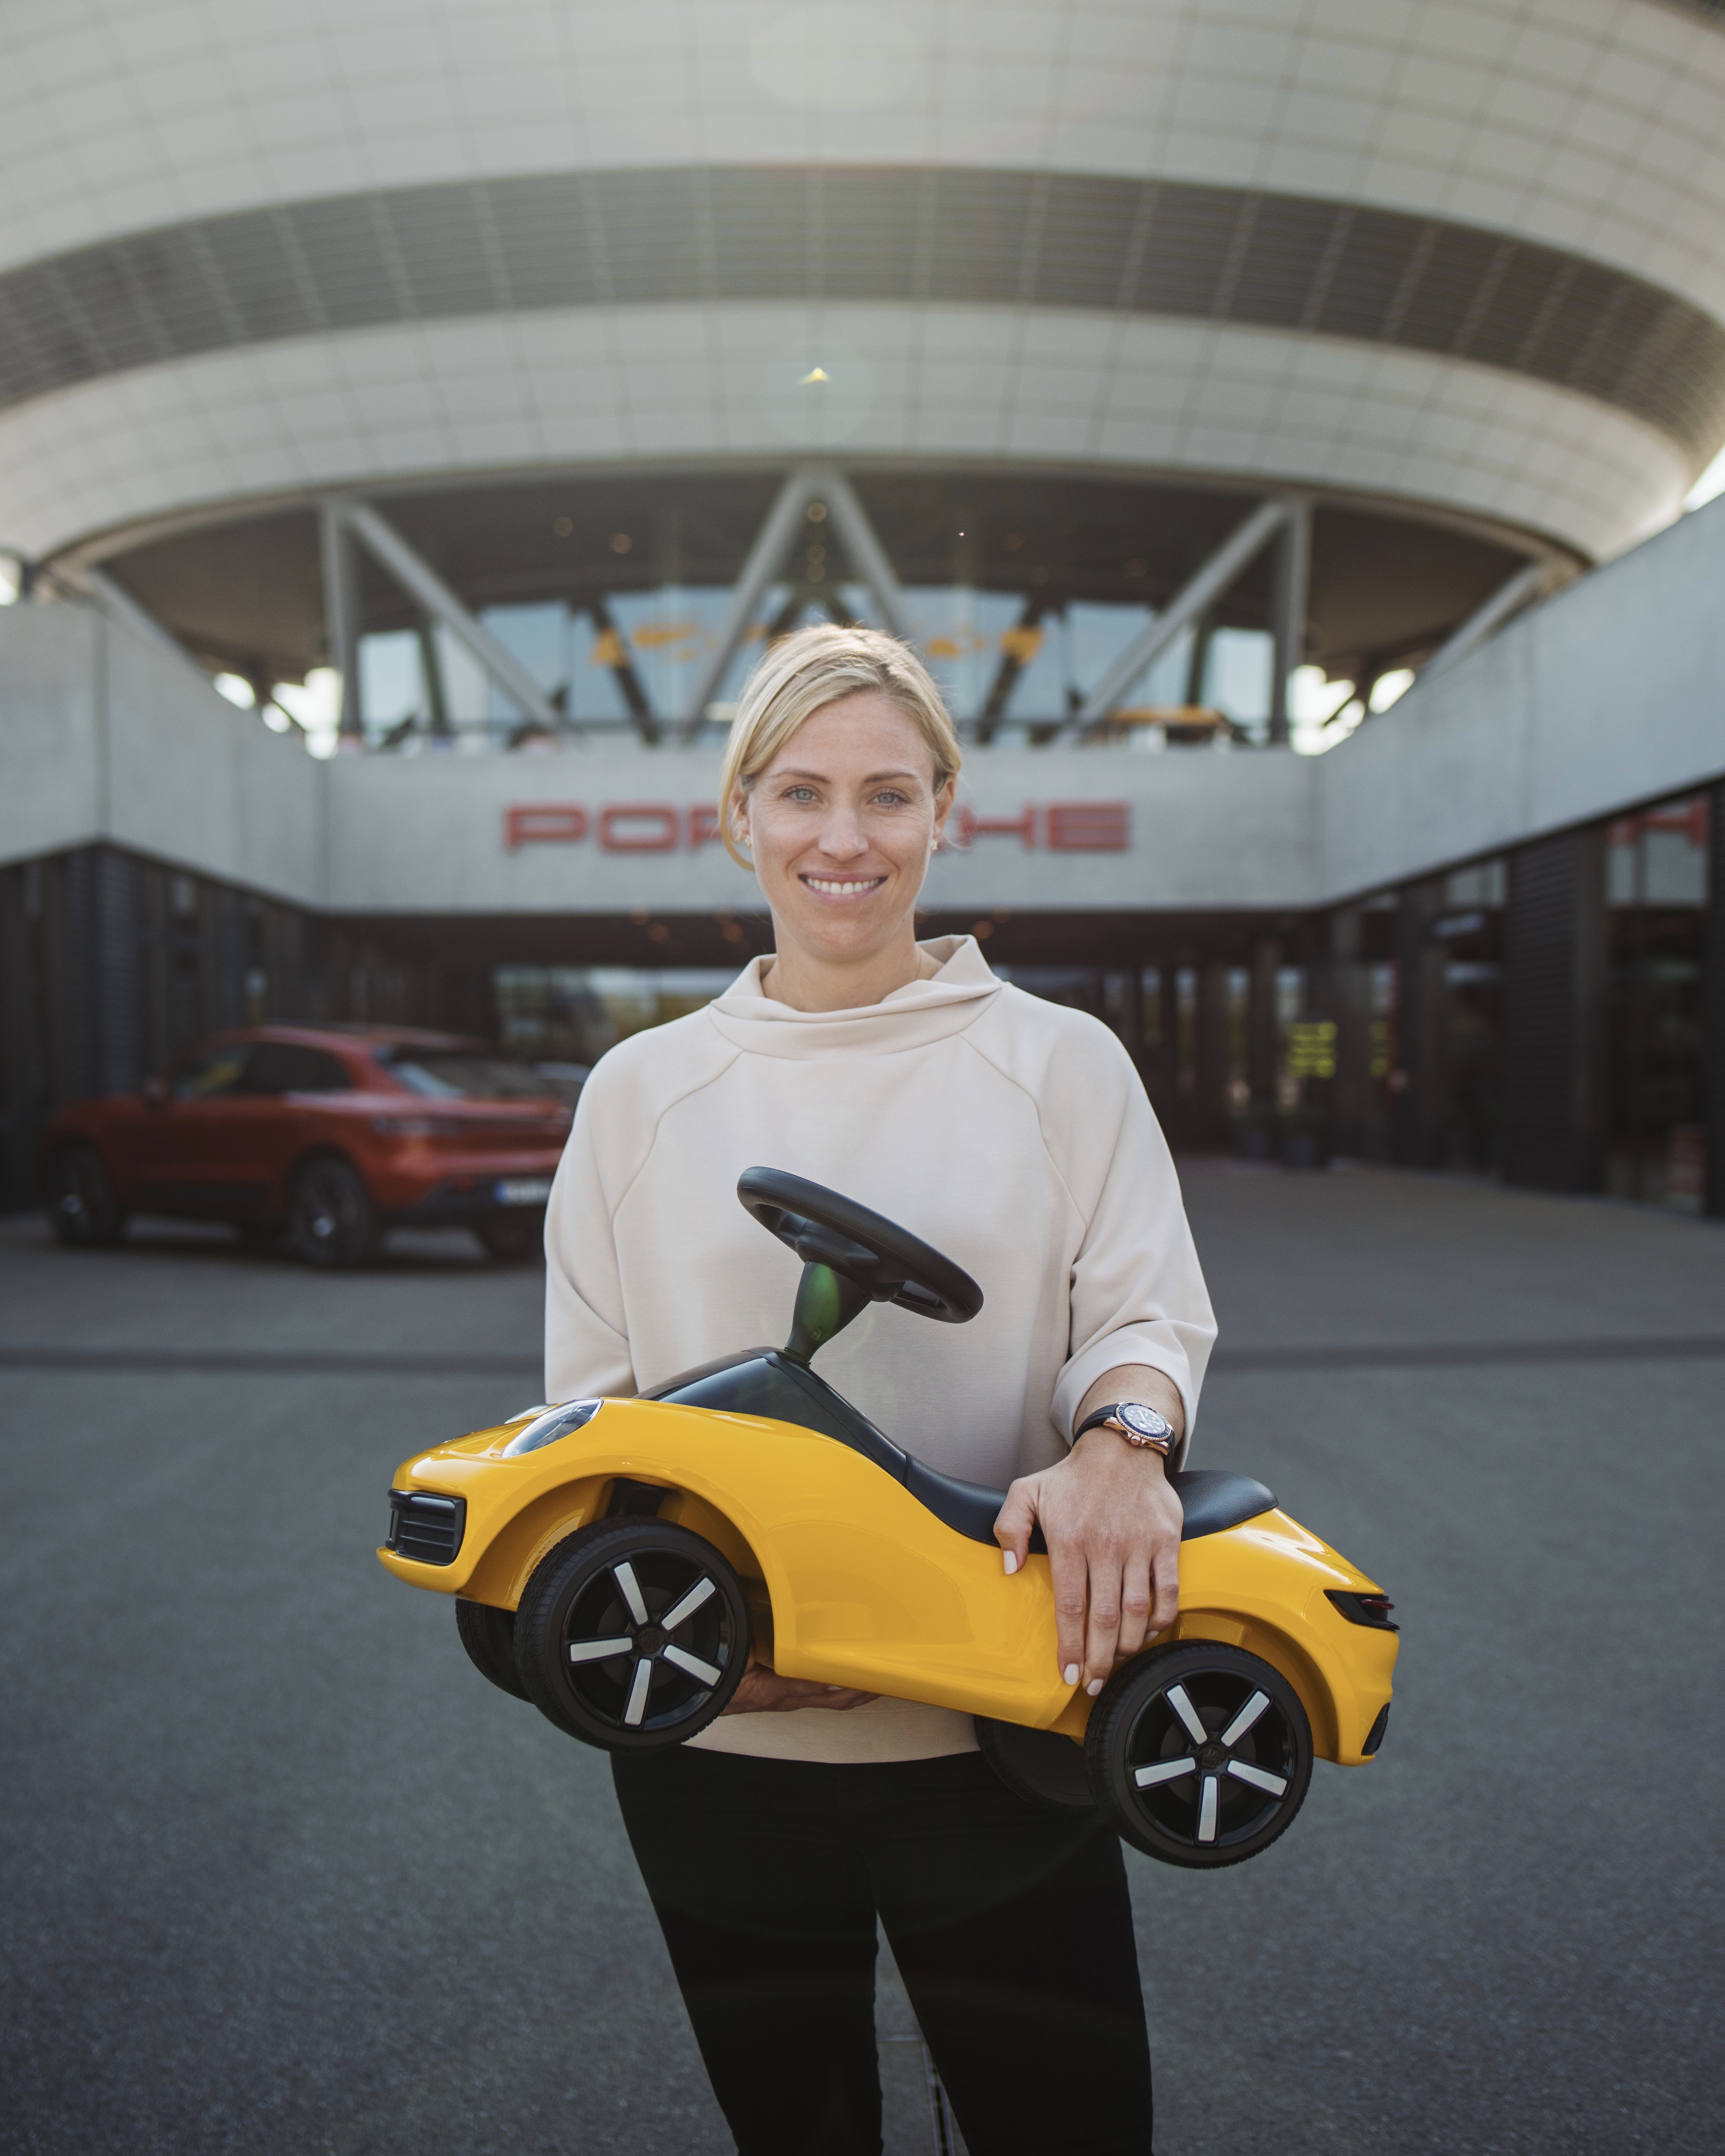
[931,775,956,851]
[728,786,751,850]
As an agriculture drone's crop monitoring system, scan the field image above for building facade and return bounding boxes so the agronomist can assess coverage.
[2,0,1723,1213]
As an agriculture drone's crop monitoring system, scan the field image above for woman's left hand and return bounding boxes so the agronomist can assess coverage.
[993,1417,1185,1696]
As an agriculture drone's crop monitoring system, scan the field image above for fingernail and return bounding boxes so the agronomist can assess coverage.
[1064,1663,1080,1686]
[1003,1550,1017,1574]
[1086,1678,1104,1697]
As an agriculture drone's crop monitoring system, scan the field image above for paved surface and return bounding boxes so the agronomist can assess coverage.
[2,1168,1722,2155]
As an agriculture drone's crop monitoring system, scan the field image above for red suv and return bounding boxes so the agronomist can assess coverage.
[40,1025,578,1267]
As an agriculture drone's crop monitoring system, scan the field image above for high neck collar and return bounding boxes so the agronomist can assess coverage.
[707,936,1005,1058]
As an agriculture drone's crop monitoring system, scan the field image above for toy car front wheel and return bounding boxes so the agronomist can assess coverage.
[48,1143,128,1247]
[1086,1641,1313,1869]
[456,1598,531,1701]
[514,1518,750,1750]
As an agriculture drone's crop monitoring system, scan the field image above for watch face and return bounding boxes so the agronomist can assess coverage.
[1119,1404,1173,1440]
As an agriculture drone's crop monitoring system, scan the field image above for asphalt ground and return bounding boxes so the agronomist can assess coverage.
[2,1164,1722,2155]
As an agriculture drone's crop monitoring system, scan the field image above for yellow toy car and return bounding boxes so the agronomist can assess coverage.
[379,1170,1397,1869]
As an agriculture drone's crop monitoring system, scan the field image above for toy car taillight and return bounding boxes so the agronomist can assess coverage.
[1326,1590,1398,1630]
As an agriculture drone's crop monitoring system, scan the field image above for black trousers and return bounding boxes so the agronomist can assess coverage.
[612,1745,1153,2156]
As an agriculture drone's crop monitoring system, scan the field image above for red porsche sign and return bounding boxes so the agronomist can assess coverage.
[505,802,1129,854]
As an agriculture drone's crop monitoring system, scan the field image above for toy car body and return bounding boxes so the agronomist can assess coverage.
[380,1170,1397,1867]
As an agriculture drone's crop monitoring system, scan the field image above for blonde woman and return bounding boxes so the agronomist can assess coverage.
[545,624,1215,2156]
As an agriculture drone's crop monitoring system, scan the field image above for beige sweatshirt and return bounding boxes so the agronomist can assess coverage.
[543,935,1217,1764]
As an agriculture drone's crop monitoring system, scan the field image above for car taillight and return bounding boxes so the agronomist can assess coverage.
[1326,1590,1398,1631]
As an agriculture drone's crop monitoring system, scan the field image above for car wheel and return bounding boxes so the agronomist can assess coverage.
[475,1217,542,1264]
[288,1156,381,1268]
[514,1517,751,1750]
[975,1717,1100,1813]
[47,1143,128,1248]
[1086,1641,1313,1869]
[455,1599,531,1702]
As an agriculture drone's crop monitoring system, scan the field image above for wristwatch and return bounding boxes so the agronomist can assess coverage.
[1074,1401,1177,1457]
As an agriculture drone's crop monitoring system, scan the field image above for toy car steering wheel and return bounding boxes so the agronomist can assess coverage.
[738,1167,984,1332]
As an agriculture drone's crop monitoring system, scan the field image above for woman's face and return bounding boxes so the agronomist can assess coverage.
[735,691,953,969]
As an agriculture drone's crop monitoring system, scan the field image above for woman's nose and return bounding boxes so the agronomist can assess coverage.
[816,808,869,857]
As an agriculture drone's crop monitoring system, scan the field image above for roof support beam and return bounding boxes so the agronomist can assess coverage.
[329,496,567,741]
[678,464,913,739]
[1268,496,1313,747]
[75,566,210,689]
[319,503,363,744]
[1070,497,1294,732]
[818,467,914,646]
[1420,558,1557,684]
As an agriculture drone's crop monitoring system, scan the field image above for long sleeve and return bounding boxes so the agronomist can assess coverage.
[543,1085,638,1405]
[1048,1055,1217,1463]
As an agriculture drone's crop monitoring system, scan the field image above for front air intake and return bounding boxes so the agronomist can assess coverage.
[386,1489,466,1565]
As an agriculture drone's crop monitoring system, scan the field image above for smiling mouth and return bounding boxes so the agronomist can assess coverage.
[801,876,887,898]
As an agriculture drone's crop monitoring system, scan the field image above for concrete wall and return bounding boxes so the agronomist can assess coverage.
[1321,492,1725,900]
[0,601,323,903]
[326,741,1319,915]
[5,490,1725,917]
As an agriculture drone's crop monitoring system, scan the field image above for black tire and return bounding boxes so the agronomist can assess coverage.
[475,1216,543,1263]
[1086,1641,1313,1870]
[975,1717,1100,1813]
[47,1143,128,1248]
[514,1518,750,1750]
[456,1599,531,1702]
[288,1156,381,1268]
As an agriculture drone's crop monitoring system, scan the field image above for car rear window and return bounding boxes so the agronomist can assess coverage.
[379,1052,582,1106]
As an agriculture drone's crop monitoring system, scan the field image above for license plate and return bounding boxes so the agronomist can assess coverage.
[494,1178,553,1206]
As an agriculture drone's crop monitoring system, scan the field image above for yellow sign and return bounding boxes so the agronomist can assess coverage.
[1286,1020,1337,1079]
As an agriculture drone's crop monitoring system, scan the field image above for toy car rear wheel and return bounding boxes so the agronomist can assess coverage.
[289,1156,381,1268]
[1086,1642,1313,1869]
[514,1518,750,1750]
[455,1598,531,1702]
[48,1143,128,1247]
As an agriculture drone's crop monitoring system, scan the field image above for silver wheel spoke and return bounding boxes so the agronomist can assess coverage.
[1165,1683,1209,1746]
[1220,1691,1270,1747]
[622,1659,654,1725]
[613,1562,650,1627]
[660,1576,716,1631]
[568,1635,633,1664]
[1197,1774,1220,1842]
[1134,1757,1197,1789]
[1227,1760,1288,1797]
[663,1643,722,1686]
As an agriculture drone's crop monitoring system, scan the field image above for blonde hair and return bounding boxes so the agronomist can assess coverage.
[718,624,962,868]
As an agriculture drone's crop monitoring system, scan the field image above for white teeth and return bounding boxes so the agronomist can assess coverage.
[804,877,882,895]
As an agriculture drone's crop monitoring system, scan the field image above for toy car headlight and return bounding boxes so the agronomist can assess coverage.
[501,1400,603,1457]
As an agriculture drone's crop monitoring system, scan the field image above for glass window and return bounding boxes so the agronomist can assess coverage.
[242,1043,354,1094]
[1606,798,1710,1209]
[172,1045,251,1099]
[379,1051,580,1106]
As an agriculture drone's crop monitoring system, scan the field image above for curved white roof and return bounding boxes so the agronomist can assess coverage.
[2,0,1722,562]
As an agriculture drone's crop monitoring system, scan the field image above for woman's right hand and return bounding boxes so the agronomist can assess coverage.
[722,1656,878,1714]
